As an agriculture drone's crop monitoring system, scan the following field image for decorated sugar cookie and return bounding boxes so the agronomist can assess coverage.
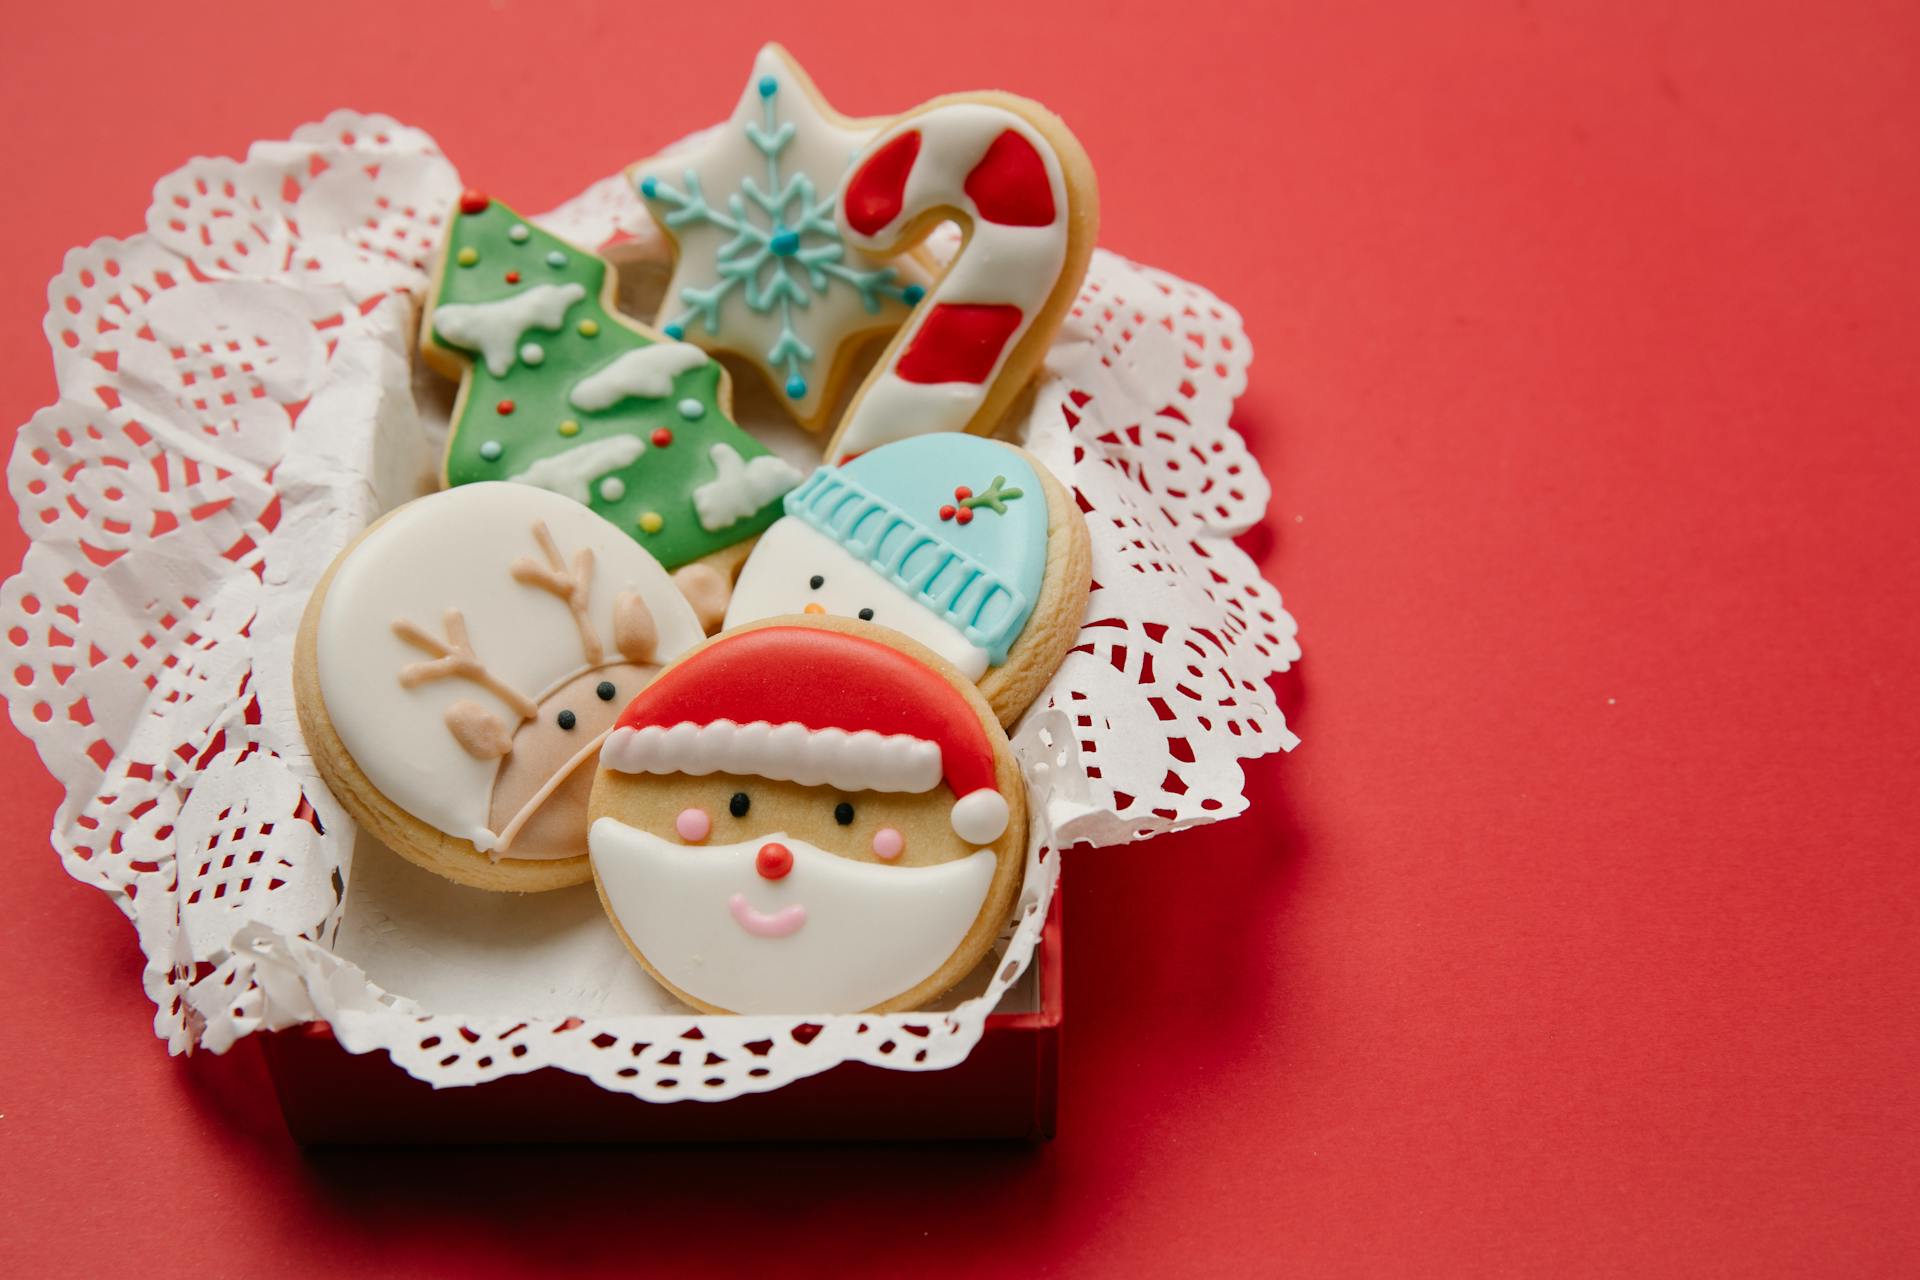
[587,618,1026,1015]
[422,192,801,573]
[722,434,1091,725]
[632,44,926,430]
[825,93,1099,463]
[633,45,925,429]
[295,483,706,892]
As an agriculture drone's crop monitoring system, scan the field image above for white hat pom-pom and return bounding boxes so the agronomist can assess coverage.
[951,789,1010,844]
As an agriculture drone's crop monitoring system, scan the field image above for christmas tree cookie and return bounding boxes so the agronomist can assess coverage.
[422,190,801,572]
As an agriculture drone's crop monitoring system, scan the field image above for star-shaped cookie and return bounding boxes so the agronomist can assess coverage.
[631,44,925,431]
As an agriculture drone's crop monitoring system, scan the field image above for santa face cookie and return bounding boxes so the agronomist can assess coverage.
[824,92,1099,464]
[587,618,1026,1015]
[722,434,1090,725]
[295,483,706,892]
[422,191,801,573]
[633,44,927,430]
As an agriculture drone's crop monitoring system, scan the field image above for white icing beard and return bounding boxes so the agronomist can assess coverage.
[723,517,991,680]
[589,819,996,1014]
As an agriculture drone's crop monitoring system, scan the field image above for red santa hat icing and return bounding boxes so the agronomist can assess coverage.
[600,625,1011,844]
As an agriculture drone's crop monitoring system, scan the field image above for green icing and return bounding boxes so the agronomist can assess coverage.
[427,196,787,570]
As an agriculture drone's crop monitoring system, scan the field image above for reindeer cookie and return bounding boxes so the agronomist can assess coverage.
[295,483,705,892]
[721,434,1090,725]
[587,617,1026,1014]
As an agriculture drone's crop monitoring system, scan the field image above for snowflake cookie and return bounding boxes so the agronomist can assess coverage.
[632,44,926,430]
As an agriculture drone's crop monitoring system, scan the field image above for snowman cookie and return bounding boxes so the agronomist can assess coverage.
[587,617,1026,1014]
[295,483,706,892]
[722,433,1090,725]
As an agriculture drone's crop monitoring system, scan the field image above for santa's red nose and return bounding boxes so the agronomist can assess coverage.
[755,842,793,880]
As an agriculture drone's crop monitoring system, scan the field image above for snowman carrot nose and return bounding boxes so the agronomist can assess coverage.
[803,602,826,614]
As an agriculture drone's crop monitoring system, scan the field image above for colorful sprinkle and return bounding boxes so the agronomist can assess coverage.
[638,511,663,534]
[504,270,521,284]
[546,250,566,267]
[557,418,580,437]
[784,374,807,400]
[458,189,490,215]
[902,284,927,305]
[676,398,705,420]
[456,247,479,267]
[519,342,545,366]
[478,440,503,461]
[758,76,778,99]
[954,486,972,500]
[651,427,674,447]
[939,504,957,521]
[599,476,627,503]
[496,399,515,415]
[508,223,531,243]
[640,176,659,198]
[956,507,975,525]
[663,322,685,340]
[578,319,600,337]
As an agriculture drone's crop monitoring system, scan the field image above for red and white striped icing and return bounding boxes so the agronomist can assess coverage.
[832,104,1073,463]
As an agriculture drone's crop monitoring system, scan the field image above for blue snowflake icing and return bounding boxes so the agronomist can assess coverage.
[640,75,923,402]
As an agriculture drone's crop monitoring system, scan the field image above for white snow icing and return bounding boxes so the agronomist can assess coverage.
[505,435,646,505]
[691,443,803,531]
[568,343,709,411]
[433,282,586,377]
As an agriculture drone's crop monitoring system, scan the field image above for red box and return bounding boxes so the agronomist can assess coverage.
[258,896,1061,1143]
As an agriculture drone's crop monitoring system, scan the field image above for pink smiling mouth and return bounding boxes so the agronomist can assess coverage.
[728,894,807,939]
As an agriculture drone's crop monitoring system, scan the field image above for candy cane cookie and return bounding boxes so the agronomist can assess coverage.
[825,95,1098,464]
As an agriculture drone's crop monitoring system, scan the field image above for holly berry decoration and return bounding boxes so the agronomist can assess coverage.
[938,475,1023,524]
[424,191,802,571]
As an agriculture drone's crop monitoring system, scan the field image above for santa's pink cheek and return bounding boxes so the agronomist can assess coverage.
[675,808,712,843]
[872,827,905,861]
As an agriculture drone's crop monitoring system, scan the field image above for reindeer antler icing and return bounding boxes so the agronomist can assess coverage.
[511,521,603,665]
[392,608,539,719]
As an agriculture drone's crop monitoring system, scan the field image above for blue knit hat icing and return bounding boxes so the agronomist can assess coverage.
[782,435,1049,666]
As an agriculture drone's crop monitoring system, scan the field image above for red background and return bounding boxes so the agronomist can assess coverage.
[3,1,1917,1274]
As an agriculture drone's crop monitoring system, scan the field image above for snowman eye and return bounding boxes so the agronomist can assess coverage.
[857,608,874,621]
[809,574,825,590]
[729,791,751,818]
[834,801,855,825]
[596,680,616,701]
[556,709,577,730]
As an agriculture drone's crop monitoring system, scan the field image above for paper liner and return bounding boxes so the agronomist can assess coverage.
[1,111,1298,1098]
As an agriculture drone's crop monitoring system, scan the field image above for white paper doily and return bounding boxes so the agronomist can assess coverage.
[2,111,1298,1099]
